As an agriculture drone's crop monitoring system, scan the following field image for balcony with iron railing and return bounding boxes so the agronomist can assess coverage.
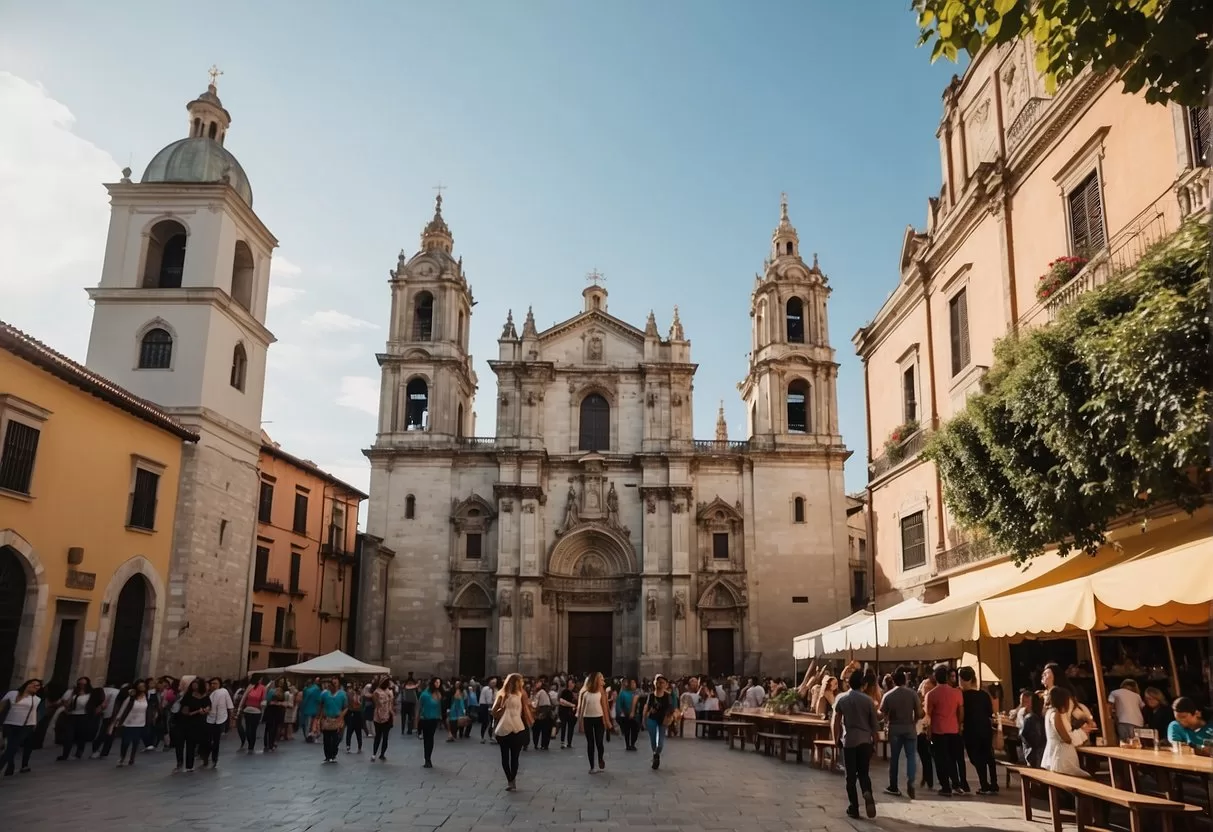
[868,428,930,481]
[932,536,999,576]
[253,578,285,594]
[691,439,752,454]
[457,436,498,448]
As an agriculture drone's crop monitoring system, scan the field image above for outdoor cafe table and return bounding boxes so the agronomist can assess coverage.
[728,710,838,757]
[1077,745,1212,815]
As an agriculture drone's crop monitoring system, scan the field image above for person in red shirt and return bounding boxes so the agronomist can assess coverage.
[923,664,969,796]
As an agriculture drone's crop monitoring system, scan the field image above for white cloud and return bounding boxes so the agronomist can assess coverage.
[271,255,303,279]
[336,376,380,416]
[0,72,116,356]
[267,285,306,308]
[301,309,379,332]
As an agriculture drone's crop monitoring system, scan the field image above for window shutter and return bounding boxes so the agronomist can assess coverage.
[1191,107,1211,166]
[1069,182,1090,255]
[1083,174,1106,252]
[957,289,971,370]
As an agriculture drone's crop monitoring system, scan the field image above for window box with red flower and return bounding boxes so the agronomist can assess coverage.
[1035,256,1088,301]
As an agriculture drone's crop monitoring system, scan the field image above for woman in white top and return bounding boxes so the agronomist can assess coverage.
[1,679,42,775]
[113,680,150,767]
[1040,686,1092,776]
[577,672,613,774]
[492,673,533,791]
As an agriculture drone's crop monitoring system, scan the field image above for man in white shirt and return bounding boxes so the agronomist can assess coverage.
[478,678,497,743]
[742,676,767,708]
[204,677,235,769]
[1107,679,1146,742]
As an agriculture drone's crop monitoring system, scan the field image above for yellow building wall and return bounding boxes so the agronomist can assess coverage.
[0,350,185,694]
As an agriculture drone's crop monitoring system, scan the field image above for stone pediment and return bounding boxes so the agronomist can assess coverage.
[696,495,743,524]
[696,576,746,610]
[450,493,496,531]
[539,309,645,345]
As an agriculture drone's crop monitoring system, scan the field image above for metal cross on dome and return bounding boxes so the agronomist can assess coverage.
[586,268,606,287]
[207,65,223,87]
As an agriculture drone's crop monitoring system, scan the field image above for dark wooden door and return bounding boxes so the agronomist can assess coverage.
[707,629,735,678]
[106,577,146,684]
[0,547,27,693]
[567,612,613,678]
[459,628,487,679]
[50,618,78,693]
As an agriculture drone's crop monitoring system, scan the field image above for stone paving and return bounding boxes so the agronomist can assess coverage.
[0,728,1046,831]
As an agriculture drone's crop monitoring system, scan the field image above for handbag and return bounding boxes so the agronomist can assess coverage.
[320,716,342,732]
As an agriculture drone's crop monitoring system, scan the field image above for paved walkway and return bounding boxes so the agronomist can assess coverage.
[0,729,1044,831]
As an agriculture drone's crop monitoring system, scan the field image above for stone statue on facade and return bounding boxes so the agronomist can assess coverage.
[499,589,512,618]
[606,481,620,528]
[522,591,533,618]
[558,485,579,534]
[674,590,687,620]
[646,592,658,621]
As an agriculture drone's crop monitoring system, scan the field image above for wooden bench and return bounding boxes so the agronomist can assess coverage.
[1017,766,1202,832]
[755,732,795,762]
[724,722,754,751]
[812,738,839,771]
[999,759,1024,789]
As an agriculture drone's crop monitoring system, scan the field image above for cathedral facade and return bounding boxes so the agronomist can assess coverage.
[365,196,851,679]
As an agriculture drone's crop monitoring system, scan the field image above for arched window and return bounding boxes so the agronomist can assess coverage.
[208,122,218,139]
[231,241,254,312]
[138,328,173,369]
[405,378,429,430]
[787,379,809,434]
[405,494,416,519]
[413,291,434,341]
[793,496,806,524]
[457,310,465,347]
[457,403,465,439]
[230,343,247,391]
[579,393,610,451]
[142,219,187,288]
[786,297,805,343]
[192,117,202,137]
[750,403,757,437]
[786,241,794,255]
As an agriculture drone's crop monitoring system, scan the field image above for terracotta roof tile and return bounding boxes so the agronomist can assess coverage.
[0,319,200,442]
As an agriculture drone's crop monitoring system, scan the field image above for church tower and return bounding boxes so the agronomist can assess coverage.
[739,194,840,443]
[375,194,477,443]
[84,74,277,677]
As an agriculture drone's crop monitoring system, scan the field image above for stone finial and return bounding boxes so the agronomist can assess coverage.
[715,400,728,442]
[522,306,538,338]
[120,166,132,183]
[398,249,406,266]
[812,252,820,271]
[645,310,659,338]
[669,305,685,341]
[501,309,518,339]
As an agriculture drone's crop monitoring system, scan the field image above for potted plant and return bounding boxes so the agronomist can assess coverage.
[883,419,920,463]
[765,689,800,715]
[1035,256,1088,301]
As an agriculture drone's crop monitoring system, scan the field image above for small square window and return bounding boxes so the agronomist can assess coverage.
[466,532,482,559]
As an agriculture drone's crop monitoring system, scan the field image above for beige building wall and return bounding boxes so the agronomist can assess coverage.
[855,40,1209,606]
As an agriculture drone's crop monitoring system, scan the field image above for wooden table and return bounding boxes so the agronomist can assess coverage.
[728,710,835,765]
[1078,745,1212,815]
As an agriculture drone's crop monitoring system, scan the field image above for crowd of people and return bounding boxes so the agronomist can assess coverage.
[2,662,1208,821]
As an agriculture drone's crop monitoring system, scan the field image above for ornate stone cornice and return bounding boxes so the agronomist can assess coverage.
[493,483,547,504]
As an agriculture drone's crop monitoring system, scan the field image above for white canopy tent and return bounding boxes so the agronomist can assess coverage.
[283,650,390,676]
[792,608,872,660]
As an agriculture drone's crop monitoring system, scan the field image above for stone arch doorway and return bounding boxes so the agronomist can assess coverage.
[0,546,28,692]
[106,576,148,684]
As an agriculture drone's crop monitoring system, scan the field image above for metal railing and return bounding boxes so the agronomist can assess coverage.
[253,578,285,594]
[868,429,929,480]
[1045,198,1173,321]
[933,537,998,574]
[692,439,752,453]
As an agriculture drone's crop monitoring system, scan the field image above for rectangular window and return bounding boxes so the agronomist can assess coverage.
[0,420,40,494]
[853,570,867,603]
[1190,106,1211,167]
[249,610,263,644]
[330,504,345,548]
[289,551,301,593]
[254,546,270,587]
[859,538,866,557]
[466,532,482,559]
[903,365,917,423]
[900,511,927,571]
[293,493,308,534]
[273,607,286,645]
[1067,170,1106,257]
[712,532,730,560]
[948,288,971,377]
[128,468,160,530]
[258,481,274,524]
[791,596,809,604]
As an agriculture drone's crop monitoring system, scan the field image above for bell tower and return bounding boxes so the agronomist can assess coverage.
[376,193,477,443]
[739,194,841,444]
[82,73,278,679]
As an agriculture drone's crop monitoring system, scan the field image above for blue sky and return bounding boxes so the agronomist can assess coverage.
[0,1,959,496]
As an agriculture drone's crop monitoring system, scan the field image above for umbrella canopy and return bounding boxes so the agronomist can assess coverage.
[284,650,390,676]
